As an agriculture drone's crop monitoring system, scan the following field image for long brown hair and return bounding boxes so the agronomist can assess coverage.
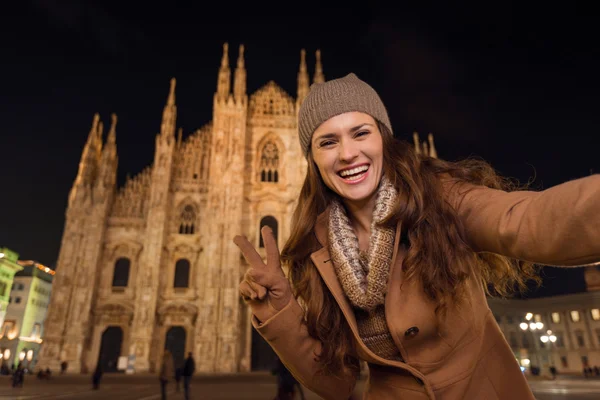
[281,123,540,378]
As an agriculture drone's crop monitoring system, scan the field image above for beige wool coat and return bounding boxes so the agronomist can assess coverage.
[252,174,600,399]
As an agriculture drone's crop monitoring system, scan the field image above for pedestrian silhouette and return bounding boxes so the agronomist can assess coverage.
[182,352,196,400]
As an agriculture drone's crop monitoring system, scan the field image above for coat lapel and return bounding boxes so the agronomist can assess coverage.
[310,208,358,330]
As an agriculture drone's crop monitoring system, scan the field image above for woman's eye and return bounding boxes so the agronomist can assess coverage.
[356,131,369,137]
[320,140,335,147]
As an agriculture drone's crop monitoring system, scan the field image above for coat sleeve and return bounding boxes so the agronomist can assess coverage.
[252,297,357,400]
[443,174,600,266]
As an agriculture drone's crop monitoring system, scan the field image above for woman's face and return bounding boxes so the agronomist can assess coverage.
[311,112,383,207]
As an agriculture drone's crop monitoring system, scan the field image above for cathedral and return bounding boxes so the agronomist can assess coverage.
[37,43,438,374]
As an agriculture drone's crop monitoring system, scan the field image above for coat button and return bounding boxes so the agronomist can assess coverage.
[405,326,419,337]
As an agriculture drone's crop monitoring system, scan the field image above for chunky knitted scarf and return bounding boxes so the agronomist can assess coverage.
[328,176,402,360]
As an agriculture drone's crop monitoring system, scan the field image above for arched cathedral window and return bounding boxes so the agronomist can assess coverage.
[259,216,278,248]
[112,258,130,287]
[179,205,196,234]
[174,259,190,288]
[259,141,279,183]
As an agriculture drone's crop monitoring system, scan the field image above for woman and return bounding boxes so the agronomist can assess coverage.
[234,73,600,399]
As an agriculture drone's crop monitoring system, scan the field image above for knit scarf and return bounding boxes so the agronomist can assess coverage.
[328,176,398,311]
[328,176,402,360]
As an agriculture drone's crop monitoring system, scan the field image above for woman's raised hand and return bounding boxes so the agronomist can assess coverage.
[234,226,292,323]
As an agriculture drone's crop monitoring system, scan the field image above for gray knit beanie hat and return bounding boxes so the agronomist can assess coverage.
[298,73,392,157]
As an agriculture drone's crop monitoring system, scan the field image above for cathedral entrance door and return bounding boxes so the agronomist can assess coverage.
[165,326,186,370]
[98,326,123,373]
[251,329,277,371]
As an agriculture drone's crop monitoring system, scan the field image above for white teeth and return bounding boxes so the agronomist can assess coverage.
[339,165,369,177]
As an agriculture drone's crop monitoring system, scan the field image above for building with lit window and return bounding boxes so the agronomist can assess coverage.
[489,266,600,374]
[0,248,24,330]
[0,261,54,369]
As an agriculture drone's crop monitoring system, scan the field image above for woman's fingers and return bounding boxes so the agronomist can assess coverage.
[253,282,267,300]
[245,269,269,298]
[234,235,265,268]
[239,280,257,301]
[261,226,281,271]
[240,274,268,301]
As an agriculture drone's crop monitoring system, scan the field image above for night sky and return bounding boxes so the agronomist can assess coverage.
[2,2,598,298]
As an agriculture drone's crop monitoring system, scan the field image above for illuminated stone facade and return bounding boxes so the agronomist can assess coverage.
[36,43,313,374]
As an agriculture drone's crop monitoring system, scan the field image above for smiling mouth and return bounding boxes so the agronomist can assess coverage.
[338,165,369,181]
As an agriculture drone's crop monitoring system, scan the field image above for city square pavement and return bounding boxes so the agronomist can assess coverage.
[0,373,599,399]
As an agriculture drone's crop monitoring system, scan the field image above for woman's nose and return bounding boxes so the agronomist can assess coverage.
[338,140,359,162]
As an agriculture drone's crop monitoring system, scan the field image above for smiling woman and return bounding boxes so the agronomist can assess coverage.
[233,73,600,400]
[311,114,384,219]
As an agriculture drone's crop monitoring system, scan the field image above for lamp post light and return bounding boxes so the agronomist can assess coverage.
[519,312,558,378]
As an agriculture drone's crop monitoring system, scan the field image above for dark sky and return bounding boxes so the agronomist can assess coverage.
[1,2,598,298]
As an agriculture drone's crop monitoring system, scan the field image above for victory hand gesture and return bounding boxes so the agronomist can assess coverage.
[234,226,292,323]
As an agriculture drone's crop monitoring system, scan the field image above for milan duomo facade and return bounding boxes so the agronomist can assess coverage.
[36,43,317,374]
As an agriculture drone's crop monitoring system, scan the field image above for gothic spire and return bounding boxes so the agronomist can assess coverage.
[413,132,421,155]
[107,113,117,145]
[75,113,101,186]
[313,49,325,84]
[428,133,438,158]
[216,42,231,101]
[233,44,247,103]
[160,78,177,138]
[297,49,309,104]
[97,113,118,188]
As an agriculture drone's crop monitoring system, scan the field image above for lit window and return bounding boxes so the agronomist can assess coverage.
[591,309,600,321]
[571,311,580,322]
[259,141,279,183]
[26,350,33,361]
[552,312,561,323]
[3,349,10,360]
[31,323,41,339]
[178,205,196,234]
[1,321,15,337]
[534,314,542,323]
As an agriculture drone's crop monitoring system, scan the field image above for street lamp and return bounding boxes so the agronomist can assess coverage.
[540,331,557,344]
[519,312,559,378]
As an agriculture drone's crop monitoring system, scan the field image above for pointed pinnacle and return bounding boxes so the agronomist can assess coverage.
[237,44,245,68]
[315,49,323,72]
[300,49,307,71]
[168,78,176,106]
[88,113,100,141]
[92,113,100,129]
[428,133,437,158]
[314,49,324,83]
[221,42,229,68]
[413,132,421,154]
[108,113,117,143]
